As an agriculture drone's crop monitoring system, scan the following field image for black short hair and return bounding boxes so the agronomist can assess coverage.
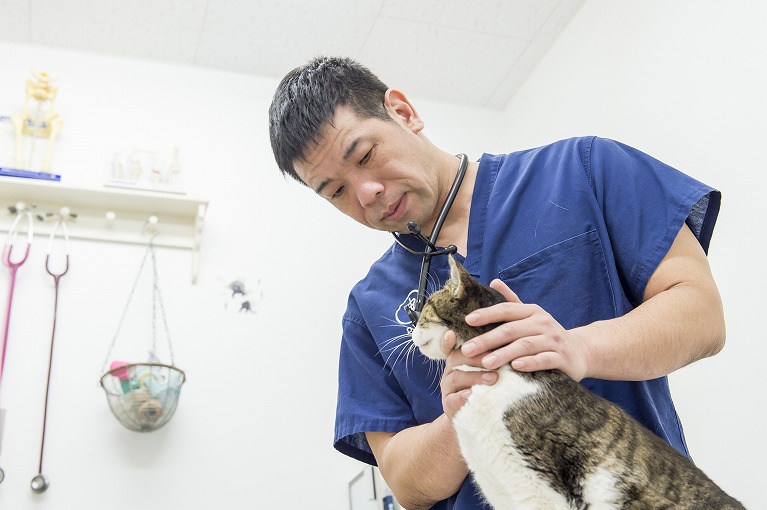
[268,56,390,184]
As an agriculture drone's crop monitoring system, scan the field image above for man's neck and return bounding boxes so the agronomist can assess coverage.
[433,160,479,256]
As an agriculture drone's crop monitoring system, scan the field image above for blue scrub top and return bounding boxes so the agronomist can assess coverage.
[334,137,720,510]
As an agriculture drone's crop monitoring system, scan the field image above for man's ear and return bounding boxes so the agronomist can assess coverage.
[384,89,424,134]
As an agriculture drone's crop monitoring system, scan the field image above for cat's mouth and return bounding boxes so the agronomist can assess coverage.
[411,325,449,361]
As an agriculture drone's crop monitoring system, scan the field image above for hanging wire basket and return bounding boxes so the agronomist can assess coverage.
[100,237,186,432]
[100,362,185,432]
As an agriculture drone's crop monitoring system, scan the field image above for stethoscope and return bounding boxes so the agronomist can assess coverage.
[0,212,69,490]
[391,153,468,326]
[0,210,34,485]
[31,217,70,493]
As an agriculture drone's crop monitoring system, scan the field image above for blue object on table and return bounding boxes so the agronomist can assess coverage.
[0,167,61,181]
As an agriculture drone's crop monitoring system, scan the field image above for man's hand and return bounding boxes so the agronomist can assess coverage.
[457,279,590,382]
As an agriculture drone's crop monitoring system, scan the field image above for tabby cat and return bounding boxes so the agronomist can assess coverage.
[411,255,744,510]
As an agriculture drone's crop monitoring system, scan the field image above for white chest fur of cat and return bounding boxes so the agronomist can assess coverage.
[456,364,618,509]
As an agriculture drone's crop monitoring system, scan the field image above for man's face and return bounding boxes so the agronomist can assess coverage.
[294,101,442,234]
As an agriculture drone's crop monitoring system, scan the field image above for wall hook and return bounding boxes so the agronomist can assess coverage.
[105,211,116,227]
[143,215,160,236]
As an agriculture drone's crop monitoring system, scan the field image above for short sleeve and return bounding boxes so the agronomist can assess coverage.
[582,137,720,305]
[334,308,417,466]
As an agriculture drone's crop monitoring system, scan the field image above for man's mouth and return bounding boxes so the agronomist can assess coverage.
[382,194,407,222]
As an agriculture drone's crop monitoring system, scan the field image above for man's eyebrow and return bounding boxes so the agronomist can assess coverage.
[315,179,331,195]
[314,137,361,195]
[343,137,360,162]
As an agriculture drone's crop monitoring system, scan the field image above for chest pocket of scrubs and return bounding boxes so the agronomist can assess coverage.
[497,229,618,329]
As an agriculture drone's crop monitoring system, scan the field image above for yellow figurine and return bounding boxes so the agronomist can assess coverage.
[10,71,64,173]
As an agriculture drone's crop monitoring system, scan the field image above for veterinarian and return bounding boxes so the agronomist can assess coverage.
[268,57,724,510]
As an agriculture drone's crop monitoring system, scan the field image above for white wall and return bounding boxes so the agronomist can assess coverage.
[501,1,766,507]
[0,42,507,509]
[1,1,763,507]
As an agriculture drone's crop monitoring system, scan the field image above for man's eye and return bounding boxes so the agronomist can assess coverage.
[332,186,345,199]
[359,149,372,166]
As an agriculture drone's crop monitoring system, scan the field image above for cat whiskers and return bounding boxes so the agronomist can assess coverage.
[377,324,444,393]
[379,331,418,376]
[422,357,445,394]
[376,269,445,380]
[426,270,442,297]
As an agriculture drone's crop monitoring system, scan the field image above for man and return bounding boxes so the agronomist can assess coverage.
[269,57,725,510]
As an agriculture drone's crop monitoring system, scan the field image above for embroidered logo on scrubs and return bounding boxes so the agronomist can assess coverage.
[395,289,419,332]
[378,289,419,373]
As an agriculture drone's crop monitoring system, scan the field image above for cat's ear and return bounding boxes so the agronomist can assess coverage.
[448,255,466,299]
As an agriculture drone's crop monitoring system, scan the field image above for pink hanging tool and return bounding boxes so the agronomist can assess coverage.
[0,209,34,484]
[1,210,33,381]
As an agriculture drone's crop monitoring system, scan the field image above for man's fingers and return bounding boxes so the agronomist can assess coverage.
[443,390,472,419]
[460,320,538,358]
[489,278,522,304]
[441,330,457,358]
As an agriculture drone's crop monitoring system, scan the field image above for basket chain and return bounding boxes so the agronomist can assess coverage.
[101,237,175,374]
[150,239,175,365]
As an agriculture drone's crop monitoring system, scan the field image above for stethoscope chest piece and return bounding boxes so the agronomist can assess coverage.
[31,473,49,493]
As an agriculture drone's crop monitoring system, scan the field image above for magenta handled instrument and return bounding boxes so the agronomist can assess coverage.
[0,210,34,485]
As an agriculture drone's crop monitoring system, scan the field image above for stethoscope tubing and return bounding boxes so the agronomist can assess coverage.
[0,211,34,485]
[431,154,469,248]
[33,219,70,492]
[0,211,34,382]
[392,154,468,323]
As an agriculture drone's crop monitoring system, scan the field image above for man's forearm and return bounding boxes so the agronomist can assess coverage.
[575,269,725,381]
[367,414,468,510]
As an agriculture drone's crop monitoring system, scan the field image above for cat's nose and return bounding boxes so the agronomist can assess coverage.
[411,327,428,347]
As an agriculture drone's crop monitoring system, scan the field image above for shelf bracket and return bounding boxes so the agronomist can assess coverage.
[192,203,206,285]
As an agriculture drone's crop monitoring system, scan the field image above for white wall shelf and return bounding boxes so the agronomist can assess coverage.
[0,176,208,283]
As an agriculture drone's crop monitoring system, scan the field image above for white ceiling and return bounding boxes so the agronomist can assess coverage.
[0,0,584,110]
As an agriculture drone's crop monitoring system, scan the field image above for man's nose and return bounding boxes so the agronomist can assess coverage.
[356,180,384,207]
